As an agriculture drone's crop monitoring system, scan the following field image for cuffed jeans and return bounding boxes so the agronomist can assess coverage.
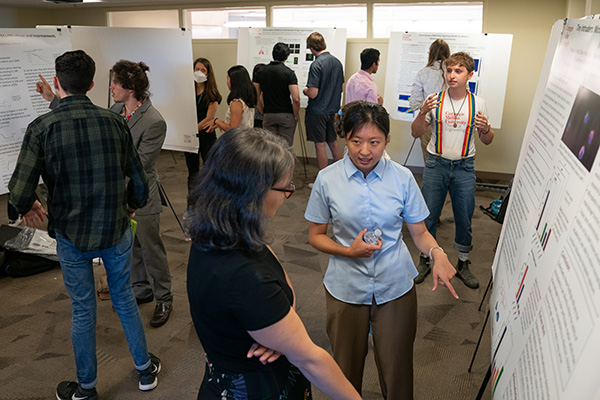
[56,228,151,389]
[421,154,476,252]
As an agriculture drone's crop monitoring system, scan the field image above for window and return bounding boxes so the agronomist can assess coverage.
[272,5,367,38]
[107,10,180,29]
[183,8,266,39]
[372,2,483,38]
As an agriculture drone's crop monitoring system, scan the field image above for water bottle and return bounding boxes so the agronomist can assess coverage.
[363,228,382,245]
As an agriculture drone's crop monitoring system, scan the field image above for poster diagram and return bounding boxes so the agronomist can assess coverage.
[383,31,512,127]
[490,18,600,400]
[534,166,567,254]
[0,28,71,195]
[237,27,347,108]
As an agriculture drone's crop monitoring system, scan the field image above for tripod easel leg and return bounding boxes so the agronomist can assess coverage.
[158,181,185,236]
[476,364,492,400]
[478,275,493,312]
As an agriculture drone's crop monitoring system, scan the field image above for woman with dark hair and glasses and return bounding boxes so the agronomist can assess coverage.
[204,65,256,133]
[186,128,360,400]
[305,102,458,399]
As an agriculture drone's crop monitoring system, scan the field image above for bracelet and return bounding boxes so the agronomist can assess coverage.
[482,124,490,134]
[428,246,444,260]
[214,117,218,125]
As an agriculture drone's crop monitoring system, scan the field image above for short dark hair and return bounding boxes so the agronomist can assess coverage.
[111,60,150,101]
[227,65,257,108]
[306,32,326,52]
[189,128,295,250]
[272,42,291,61]
[342,102,390,140]
[360,48,380,70]
[55,50,95,95]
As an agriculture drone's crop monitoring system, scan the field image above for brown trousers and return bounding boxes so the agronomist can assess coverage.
[325,287,417,400]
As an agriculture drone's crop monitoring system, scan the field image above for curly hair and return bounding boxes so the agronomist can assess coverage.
[111,60,150,101]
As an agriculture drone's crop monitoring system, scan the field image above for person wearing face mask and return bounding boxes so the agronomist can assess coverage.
[185,58,223,195]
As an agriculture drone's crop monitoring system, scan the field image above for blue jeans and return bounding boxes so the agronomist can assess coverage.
[421,154,476,253]
[56,228,151,389]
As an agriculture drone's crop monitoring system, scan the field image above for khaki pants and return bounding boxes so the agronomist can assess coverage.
[325,287,417,399]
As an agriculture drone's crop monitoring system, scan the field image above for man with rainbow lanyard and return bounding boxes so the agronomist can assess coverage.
[411,51,494,289]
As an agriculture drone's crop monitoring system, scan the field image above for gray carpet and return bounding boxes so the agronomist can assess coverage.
[0,149,501,399]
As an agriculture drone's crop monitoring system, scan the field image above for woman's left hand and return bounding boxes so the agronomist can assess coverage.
[247,342,281,365]
[431,252,459,299]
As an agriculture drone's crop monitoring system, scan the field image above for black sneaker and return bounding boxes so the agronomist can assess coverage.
[414,255,430,284]
[56,381,98,400]
[138,353,161,391]
[456,259,479,289]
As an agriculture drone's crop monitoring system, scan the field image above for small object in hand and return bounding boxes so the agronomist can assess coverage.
[363,228,382,245]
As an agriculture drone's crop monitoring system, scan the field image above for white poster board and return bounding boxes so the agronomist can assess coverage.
[237,27,347,108]
[383,32,512,128]
[490,18,600,399]
[42,26,198,153]
[0,28,71,195]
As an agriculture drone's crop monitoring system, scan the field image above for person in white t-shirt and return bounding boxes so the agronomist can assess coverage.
[411,52,494,289]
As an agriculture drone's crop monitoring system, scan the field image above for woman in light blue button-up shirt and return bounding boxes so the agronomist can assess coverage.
[305,102,458,399]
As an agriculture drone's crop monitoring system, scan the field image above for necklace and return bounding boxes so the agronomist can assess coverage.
[121,100,143,121]
[449,95,467,128]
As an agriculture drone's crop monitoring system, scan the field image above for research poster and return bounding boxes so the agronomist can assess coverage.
[490,18,600,399]
[0,28,71,195]
[383,31,512,128]
[237,27,347,108]
[55,26,198,153]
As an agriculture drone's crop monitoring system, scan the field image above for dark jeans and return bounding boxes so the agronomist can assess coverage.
[198,357,312,400]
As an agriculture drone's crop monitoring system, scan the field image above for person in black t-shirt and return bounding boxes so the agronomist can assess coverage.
[184,57,222,194]
[253,42,301,146]
[186,128,360,400]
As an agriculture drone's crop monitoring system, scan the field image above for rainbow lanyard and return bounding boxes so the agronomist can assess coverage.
[434,90,476,157]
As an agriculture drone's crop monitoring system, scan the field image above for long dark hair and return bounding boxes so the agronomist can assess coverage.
[189,128,295,251]
[194,57,222,104]
[226,65,257,108]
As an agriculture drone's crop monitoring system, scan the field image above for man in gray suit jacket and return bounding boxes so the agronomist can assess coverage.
[38,60,173,327]
[108,60,173,327]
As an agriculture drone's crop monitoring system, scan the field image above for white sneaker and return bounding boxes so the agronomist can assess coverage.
[307,183,314,189]
[8,218,22,227]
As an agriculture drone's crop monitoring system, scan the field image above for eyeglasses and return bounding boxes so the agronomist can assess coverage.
[271,182,295,199]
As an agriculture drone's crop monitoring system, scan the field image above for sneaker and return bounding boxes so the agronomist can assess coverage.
[56,381,98,400]
[455,259,479,289]
[138,353,161,391]
[307,182,314,189]
[414,255,430,284]
[8,218,22,227]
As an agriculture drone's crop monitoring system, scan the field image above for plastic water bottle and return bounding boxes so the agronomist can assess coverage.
[363,228,382,245]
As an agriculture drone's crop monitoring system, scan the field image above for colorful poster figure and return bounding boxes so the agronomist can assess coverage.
[561,86,600,172]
